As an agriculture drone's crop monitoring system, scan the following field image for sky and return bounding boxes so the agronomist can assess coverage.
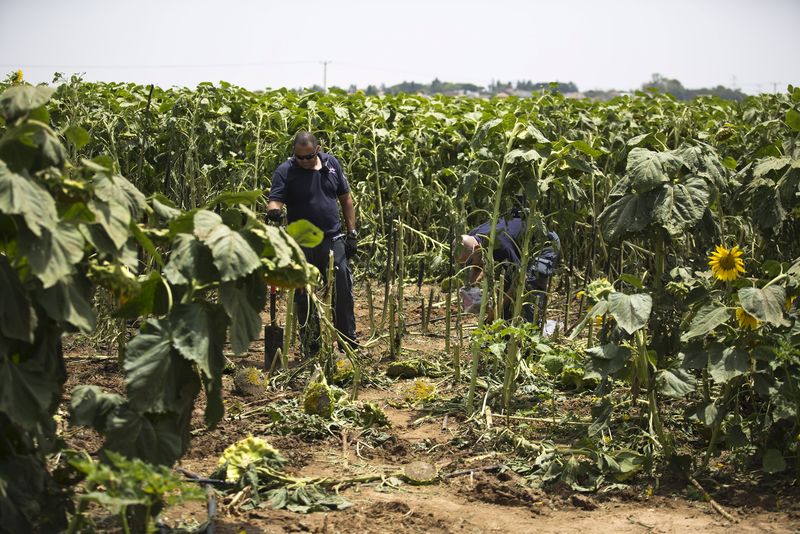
[1,0,798,94]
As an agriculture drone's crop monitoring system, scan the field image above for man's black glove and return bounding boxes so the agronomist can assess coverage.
[266,208,282,226]
[345,229,358,259]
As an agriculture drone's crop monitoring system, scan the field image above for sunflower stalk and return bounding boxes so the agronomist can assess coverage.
[502,200,540,412]
[319,250,335,381]
[395,217,405,354]
[281,288,294,370]
[467,121,523,414]
[365,279,376,336]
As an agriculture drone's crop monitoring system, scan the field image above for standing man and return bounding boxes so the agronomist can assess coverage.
[268,132,358,357]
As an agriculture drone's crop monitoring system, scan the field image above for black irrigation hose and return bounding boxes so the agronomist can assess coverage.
[176,468,226,534]
[175,467,235,489]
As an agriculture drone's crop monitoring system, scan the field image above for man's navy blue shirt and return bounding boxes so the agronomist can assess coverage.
[269,152,350,237]
[468,217,524,264]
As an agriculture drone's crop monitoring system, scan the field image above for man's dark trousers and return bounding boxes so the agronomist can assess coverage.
[295,236,356,356]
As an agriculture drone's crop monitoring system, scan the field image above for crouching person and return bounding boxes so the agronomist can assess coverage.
[453,215,560,323]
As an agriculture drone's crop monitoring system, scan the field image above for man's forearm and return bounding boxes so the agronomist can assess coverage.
[340,194,356,232]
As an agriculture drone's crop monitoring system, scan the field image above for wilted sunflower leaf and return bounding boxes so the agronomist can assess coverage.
[739,286,789,327]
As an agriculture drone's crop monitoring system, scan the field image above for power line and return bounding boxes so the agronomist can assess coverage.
[0,60,318,70]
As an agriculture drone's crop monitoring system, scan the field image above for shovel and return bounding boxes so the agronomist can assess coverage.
[264,286,284,371]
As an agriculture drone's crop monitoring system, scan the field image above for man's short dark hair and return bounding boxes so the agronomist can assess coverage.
[293,131,319,148]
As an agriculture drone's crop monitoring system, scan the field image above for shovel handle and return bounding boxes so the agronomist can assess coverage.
[269,286,277,326]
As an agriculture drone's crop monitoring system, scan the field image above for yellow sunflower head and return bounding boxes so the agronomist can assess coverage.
[735,307,759,330]
[708,245,745,282]
[13,70,23,84]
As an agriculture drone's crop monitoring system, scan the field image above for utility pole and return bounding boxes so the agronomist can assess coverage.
[320,60,331,92]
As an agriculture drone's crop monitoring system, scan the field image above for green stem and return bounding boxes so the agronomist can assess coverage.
[502,197,539,411]
[699,382,733,474]
[366,279,376,336]
[281,288,294,370]
[120,508,132,534]
[467,121,523,414]
[396,217,405,355]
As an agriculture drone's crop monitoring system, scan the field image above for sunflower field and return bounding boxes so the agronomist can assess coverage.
[1,72,799,532]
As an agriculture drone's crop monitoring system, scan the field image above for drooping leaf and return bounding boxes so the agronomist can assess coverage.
[597,193,651,243]
[708,346,749,383]
[726,424,748,448]
[204,306,228,428]
[607,292,652,334]
[680,341,723,369]
[70,385,125,429]
[118,271,170,318]
[656,368,696,398]
[93,173,148,219]
[37,276,96,333]
[0,354,60,430]
[738,286,790,327]
[169,303,212,378]
[220,279,264,355]
[151,194,181,220]
[0,160,57,236]
[286,219,324,249]
[34,128,68,168]
[525,124,550,144]
[88,197,131,251]
[618,273,644,290]
[19,221,85,289]
[681,303,731,341]
[570,140,604,158]
[130,223,164,268]
[696,402,719,427]
[0,85,54,121]
[64,125,90,150]
[585,342,632,380]
[102,408,189,466]
[568,300,608,341]
[625,148,682,193]
[124,319,182,412]
[651,177,709,237]
[753,157,791,178]
[163,234,218,285]
[193,210,260,282]
[786,108,800,132]
[0,256,35,342]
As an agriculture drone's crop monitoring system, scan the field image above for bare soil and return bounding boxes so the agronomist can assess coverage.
[60,282,800,533]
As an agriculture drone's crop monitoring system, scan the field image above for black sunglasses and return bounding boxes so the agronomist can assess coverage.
[293,150,318,161]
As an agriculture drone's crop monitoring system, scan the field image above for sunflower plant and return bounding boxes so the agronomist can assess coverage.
[674,252,799,472]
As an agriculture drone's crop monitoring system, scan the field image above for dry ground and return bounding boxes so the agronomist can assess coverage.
[60,282,800,533]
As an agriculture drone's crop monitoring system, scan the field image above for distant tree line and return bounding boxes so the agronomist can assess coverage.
[642,73,747,101]
[304,74,747,101]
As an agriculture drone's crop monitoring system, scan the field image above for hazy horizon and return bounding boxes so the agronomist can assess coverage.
[1,0,798,95]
